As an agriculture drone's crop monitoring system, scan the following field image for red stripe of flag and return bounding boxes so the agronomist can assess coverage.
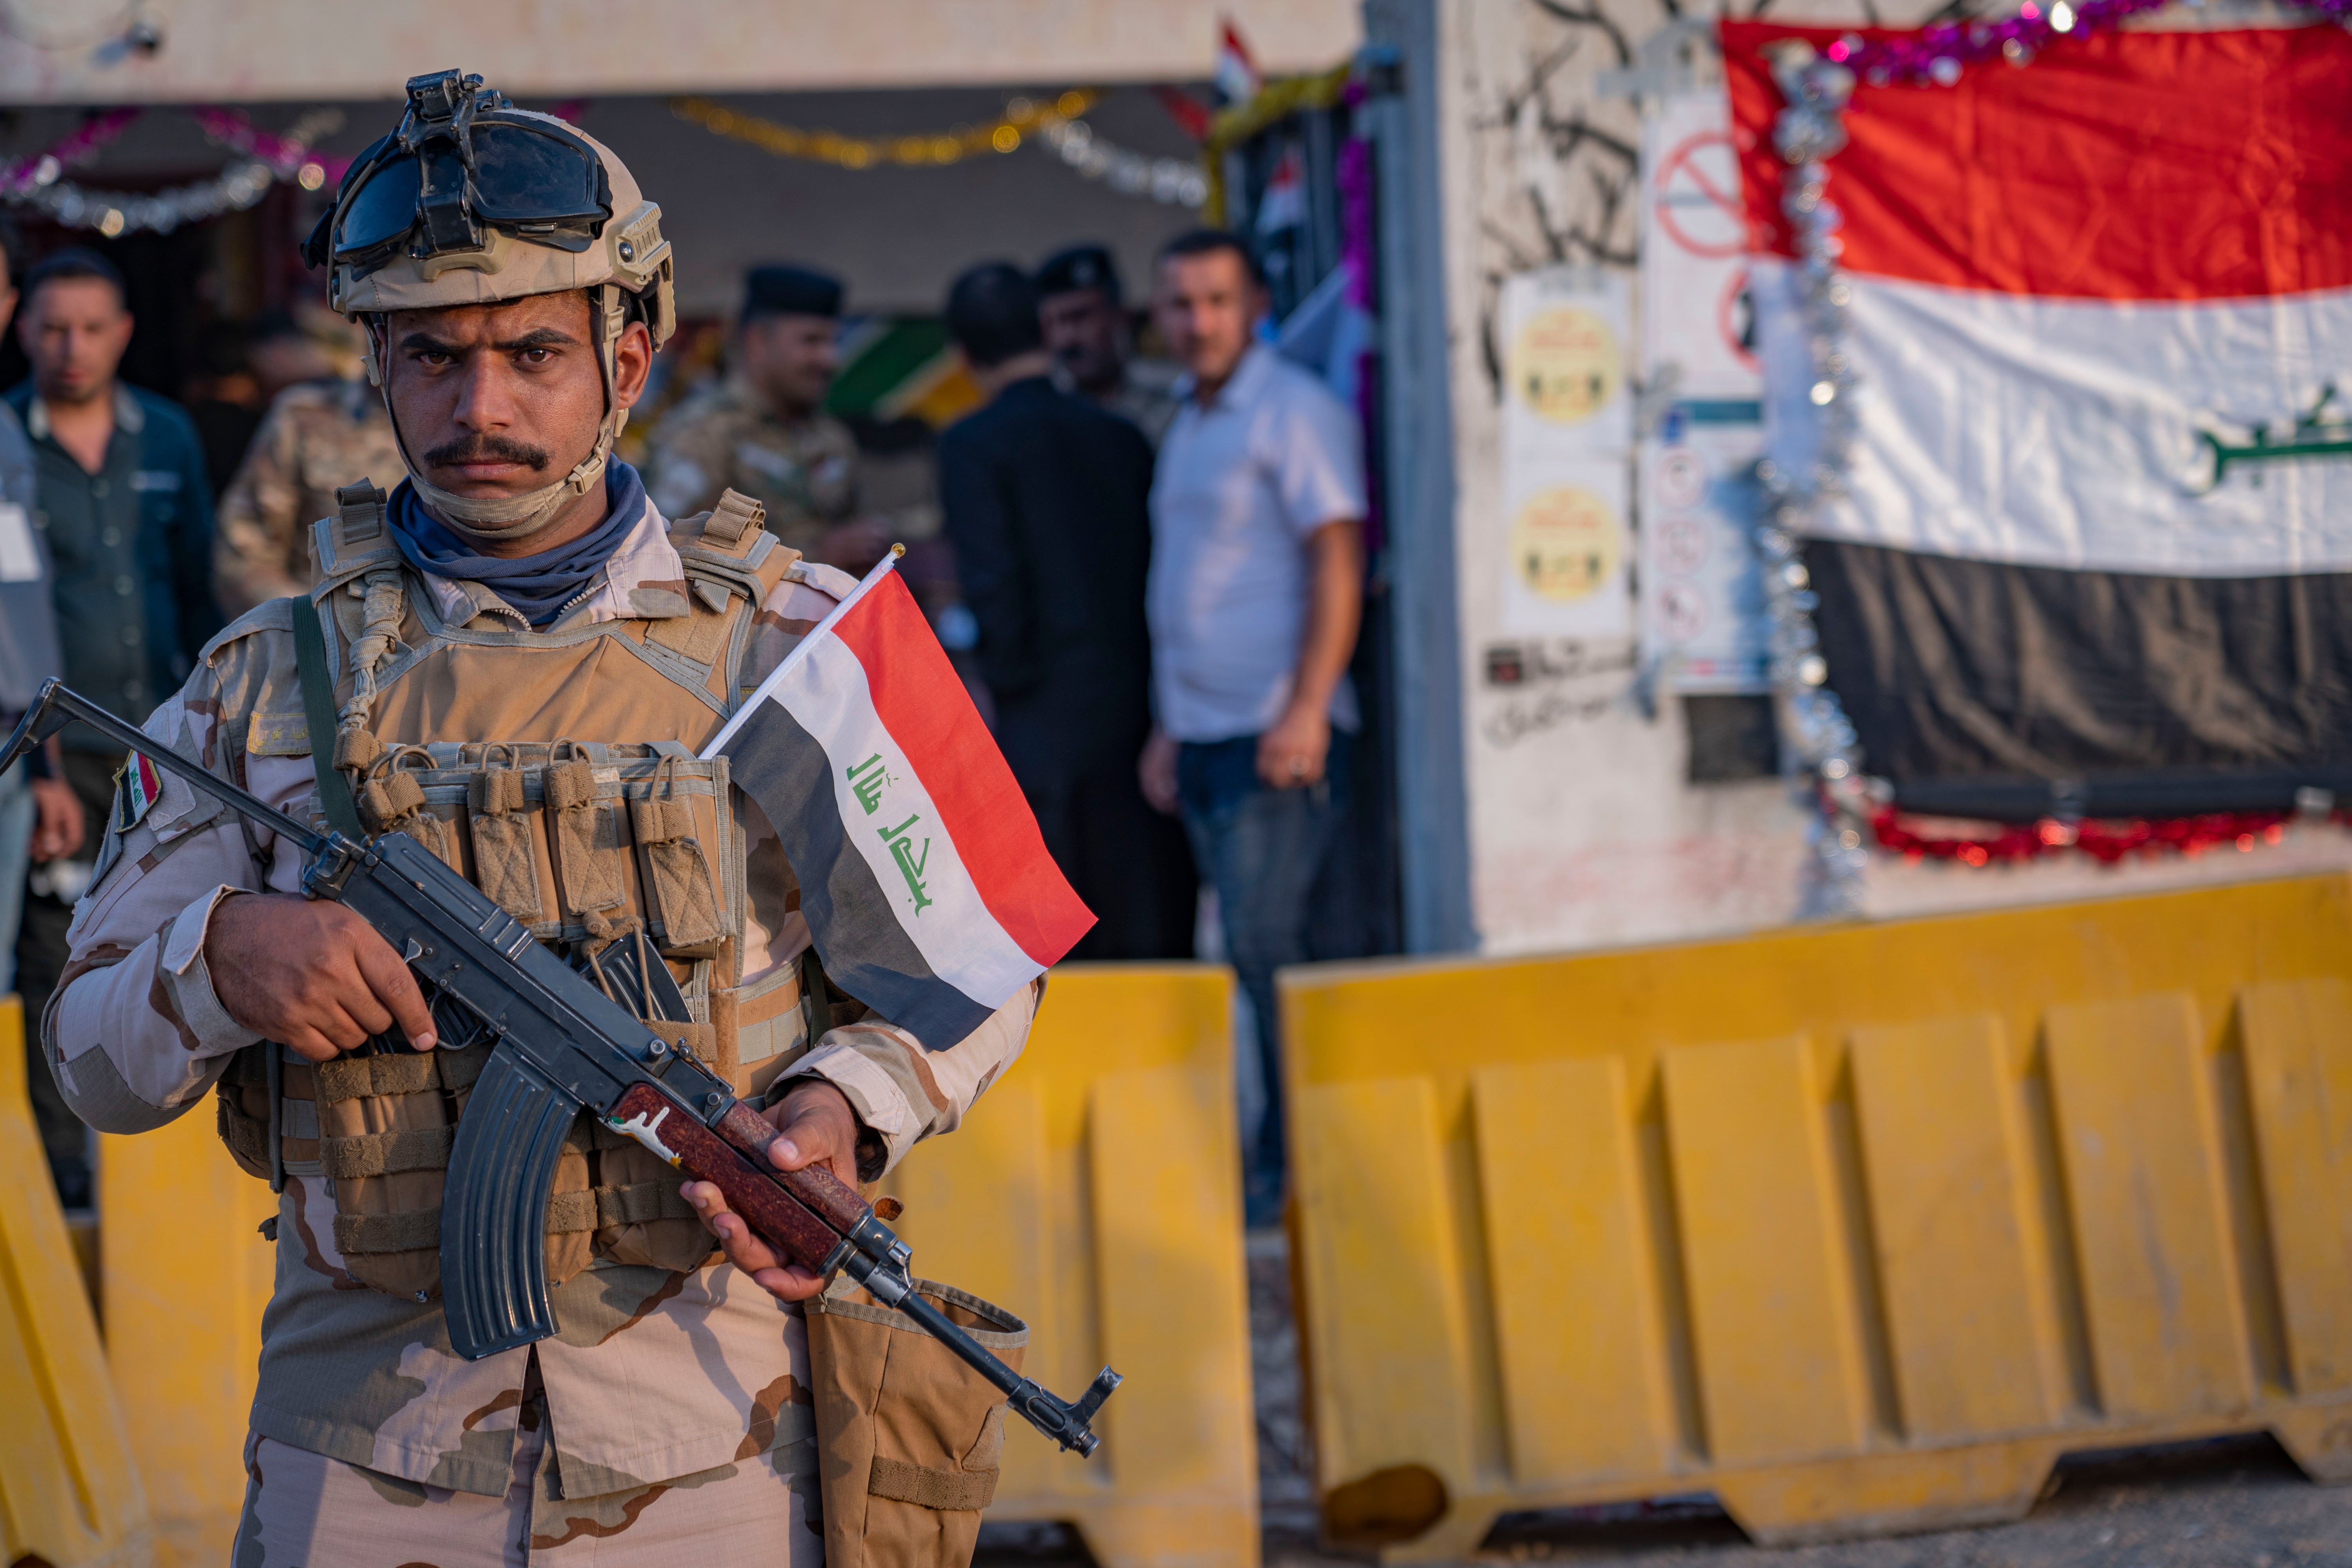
[1725,22,2352,301]
[831,571,1095,967]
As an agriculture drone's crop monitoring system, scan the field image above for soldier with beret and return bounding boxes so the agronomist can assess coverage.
[644,263,889,570]
[1035,243,1184,449]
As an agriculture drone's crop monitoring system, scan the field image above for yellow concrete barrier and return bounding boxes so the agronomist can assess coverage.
[100,1098,275,1563]
[1282,873,2352,1559]
[91,966,1252,1563]
[886,963,1258,1568]
[0,996,155,1567]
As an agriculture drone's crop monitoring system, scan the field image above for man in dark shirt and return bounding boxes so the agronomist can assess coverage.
[936,262,1193,960]
[8,249,220,740]
[5,246,217,1205]
[0,222,85,1207]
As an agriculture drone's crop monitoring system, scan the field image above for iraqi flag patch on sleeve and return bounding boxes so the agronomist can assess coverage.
[115,750,163,833]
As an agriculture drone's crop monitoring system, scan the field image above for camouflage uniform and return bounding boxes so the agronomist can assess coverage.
[213,379,406,617]
[47,497,1034,1557]
[642,379,857,556]
[236,1371,819,1563]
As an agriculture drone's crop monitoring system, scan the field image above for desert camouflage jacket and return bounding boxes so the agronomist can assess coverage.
[213,379,407,617]
[44,497,1034,1510]
[642,378,858,556]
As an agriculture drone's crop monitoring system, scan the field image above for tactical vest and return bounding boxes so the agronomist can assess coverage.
[217,485,864,1302]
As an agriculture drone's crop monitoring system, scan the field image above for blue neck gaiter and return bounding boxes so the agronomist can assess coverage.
[388,461,648,628]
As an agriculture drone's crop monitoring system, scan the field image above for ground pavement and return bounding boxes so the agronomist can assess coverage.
[976,1233,2352,1568]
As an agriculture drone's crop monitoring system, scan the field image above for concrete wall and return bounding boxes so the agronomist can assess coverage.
[1421,0,2352,958]
[0,0,1359,103]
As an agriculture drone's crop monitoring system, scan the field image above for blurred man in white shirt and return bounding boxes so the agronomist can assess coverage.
[1140,229,1364,1227]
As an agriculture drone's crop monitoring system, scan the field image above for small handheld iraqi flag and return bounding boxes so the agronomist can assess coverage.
[702,548,1094,1049]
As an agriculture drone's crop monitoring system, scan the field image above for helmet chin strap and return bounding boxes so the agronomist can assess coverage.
[371,285,630,546]
[405,439,609,542]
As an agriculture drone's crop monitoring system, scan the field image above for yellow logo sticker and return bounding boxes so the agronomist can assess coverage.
[1510,486,1622,604]
[1509,306,1621,425]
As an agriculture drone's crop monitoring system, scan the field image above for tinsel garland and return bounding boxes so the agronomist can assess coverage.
[1822,0,2352,85]
[0,106,341,236]
[671,91,1100,169]
[1756,46,1870,915]
[189,106,351,185]
[1753,2,2343,905]
[1201,59,1356,224]
[673,91,1205,207]
[1035,116,1207,207]
[0,107,138,198]
[1871,807,2312,866]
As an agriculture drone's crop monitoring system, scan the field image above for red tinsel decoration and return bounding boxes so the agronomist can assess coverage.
[1868,806,2323,867]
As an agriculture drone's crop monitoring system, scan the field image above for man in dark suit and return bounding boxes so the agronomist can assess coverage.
[936,262,1194,960]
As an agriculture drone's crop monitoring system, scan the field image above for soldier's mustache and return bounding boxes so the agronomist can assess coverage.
[421,436,551,471]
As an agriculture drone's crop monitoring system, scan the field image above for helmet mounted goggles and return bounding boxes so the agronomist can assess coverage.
[306,68,676,546]
[302,69,613,275]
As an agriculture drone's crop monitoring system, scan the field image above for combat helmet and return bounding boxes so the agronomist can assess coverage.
[301,69,675,541]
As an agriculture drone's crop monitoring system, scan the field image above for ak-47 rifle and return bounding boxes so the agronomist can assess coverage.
[3,680,1118,1455]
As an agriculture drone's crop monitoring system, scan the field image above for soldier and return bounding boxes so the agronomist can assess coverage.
[1035,243,1185,448]
[212,370,405,615]
[45,71,1034,1558]
[643,264,889,571]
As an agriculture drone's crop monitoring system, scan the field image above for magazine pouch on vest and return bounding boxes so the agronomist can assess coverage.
[287,735,753,1296]
[806,1272,1030,1568]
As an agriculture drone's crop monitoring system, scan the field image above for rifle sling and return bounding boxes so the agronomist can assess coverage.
[290,593,365,841]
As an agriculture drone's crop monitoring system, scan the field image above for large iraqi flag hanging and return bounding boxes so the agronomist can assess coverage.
[705,555,1093,1047]
[1727,22,2352,818]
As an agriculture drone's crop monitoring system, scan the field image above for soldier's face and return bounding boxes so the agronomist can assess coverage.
[1039,288,1123,391]
[1153,250,1263,390]
[20,276,133,406]
[381,291,650,504]
[739,314,838,415]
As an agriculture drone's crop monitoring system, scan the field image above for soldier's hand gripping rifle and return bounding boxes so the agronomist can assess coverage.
[3,681,1119,1455]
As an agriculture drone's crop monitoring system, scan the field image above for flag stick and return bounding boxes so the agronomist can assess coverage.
[701,544,904,759]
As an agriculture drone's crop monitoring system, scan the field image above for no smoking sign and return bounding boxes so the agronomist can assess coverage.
[1652,130,1750,260]
[1640,96,1764,403]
